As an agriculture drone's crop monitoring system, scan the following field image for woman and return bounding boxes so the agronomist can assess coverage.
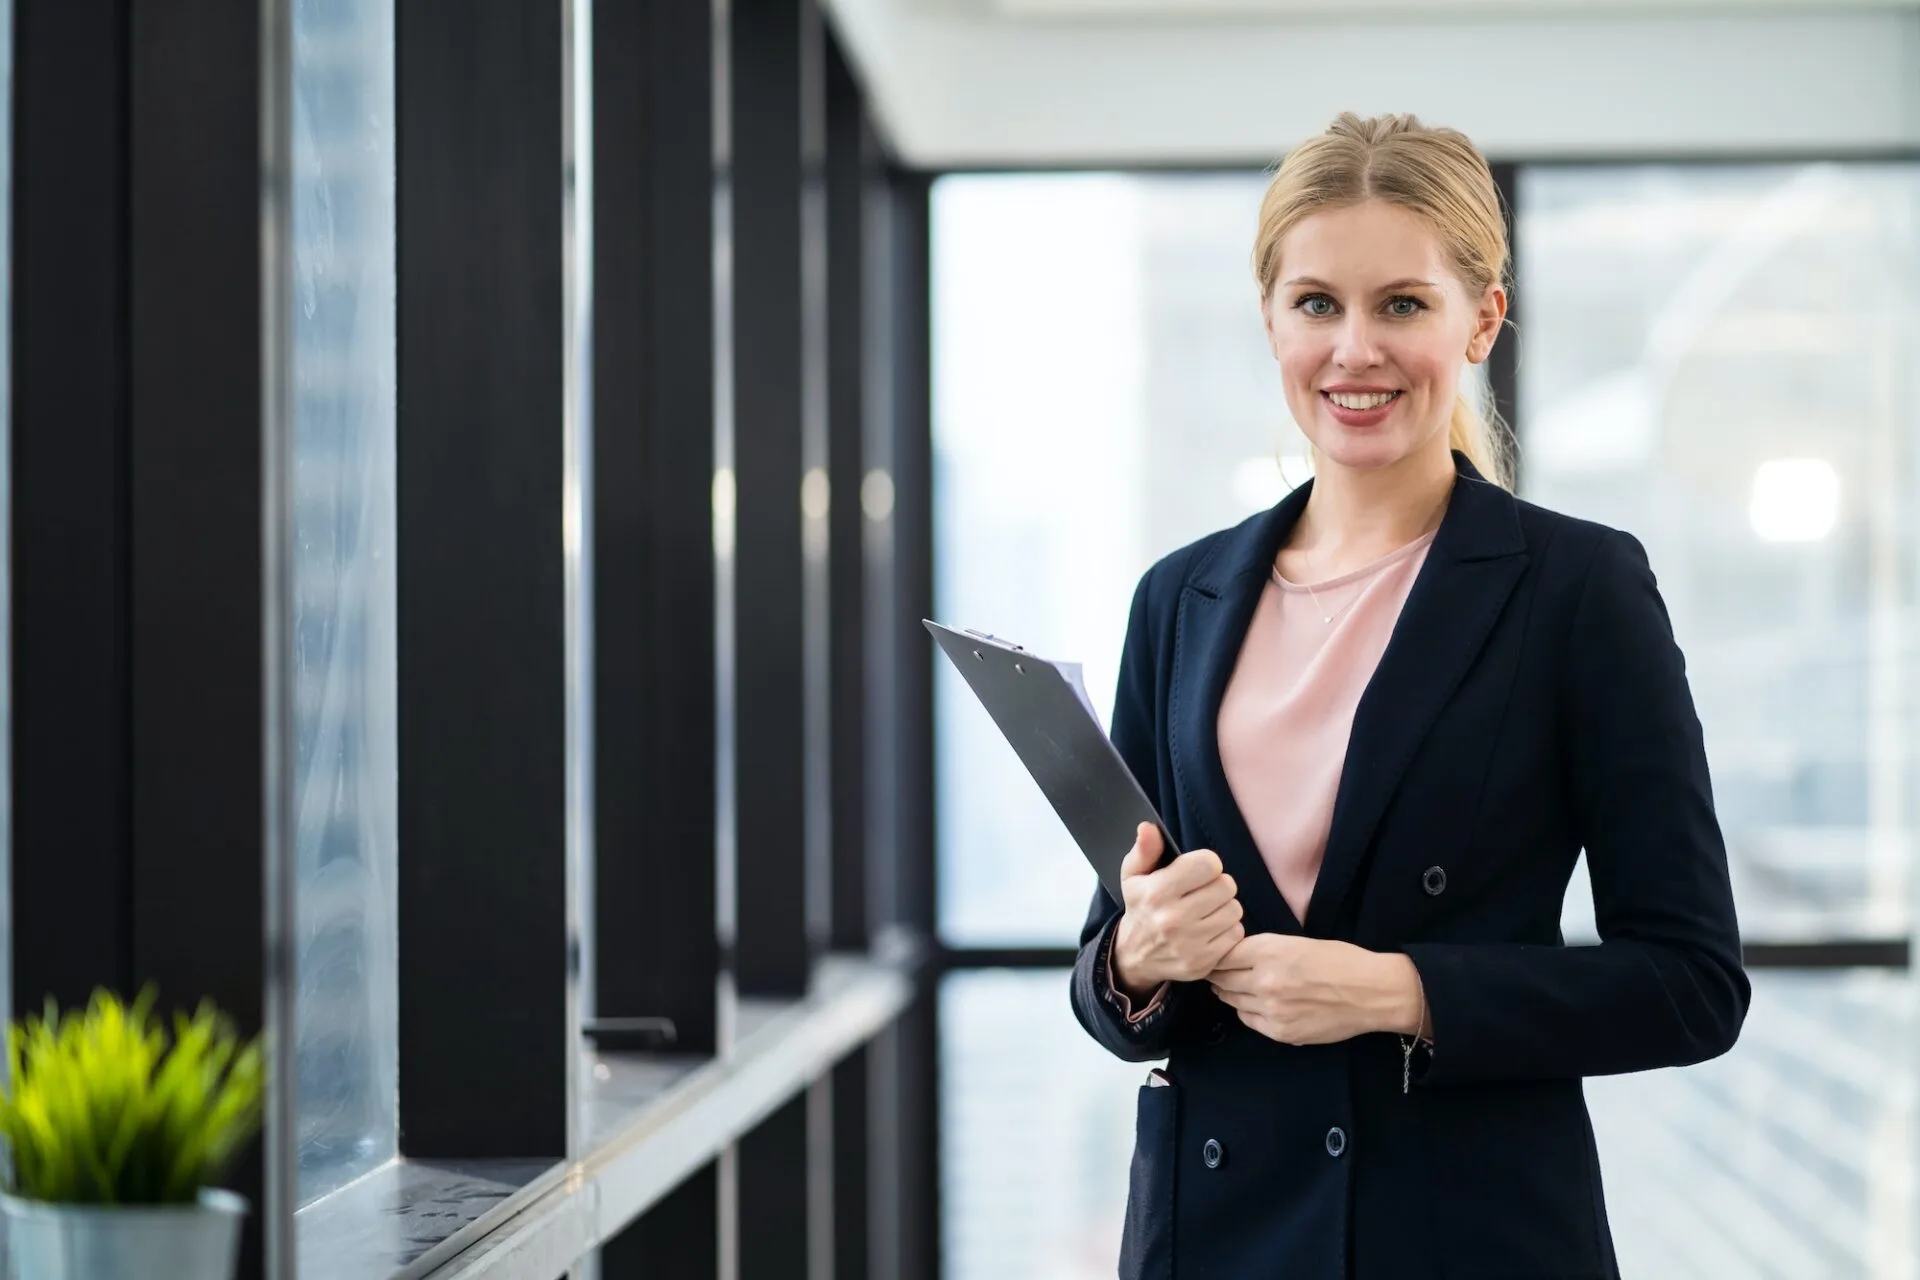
[1069,112,1749,1280]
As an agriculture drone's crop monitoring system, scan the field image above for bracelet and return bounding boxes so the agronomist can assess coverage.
[1399,987,1434,1095]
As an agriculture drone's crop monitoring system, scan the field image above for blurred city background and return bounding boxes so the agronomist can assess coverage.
[934,167,1920,1278]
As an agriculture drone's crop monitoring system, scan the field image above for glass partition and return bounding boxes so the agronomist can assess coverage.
[290,0,401,1204]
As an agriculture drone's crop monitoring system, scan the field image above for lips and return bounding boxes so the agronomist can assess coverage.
[1320,388,1402,428]
[1323,390,1401,410]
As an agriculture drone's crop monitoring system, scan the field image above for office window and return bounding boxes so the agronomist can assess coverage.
[1522,161,1920,1274]
[290,0,400,1204]
[932,173,1282,948]
[932,172,1284,1272]
[940,971,1152,1280]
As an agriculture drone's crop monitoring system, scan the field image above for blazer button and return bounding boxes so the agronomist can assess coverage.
[1422,866,1448,896]
[1325,1127,1347,1158]
[1202,1138,1225,1169]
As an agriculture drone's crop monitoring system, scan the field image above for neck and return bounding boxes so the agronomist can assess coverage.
[1295,442,1456,557]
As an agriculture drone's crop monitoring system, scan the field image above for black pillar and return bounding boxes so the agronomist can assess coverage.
[731,0,817,1001]
[866,162,941,1280]
[593,0,724,1269]
[12,0,273,1273]
[825,30,875,1280]
[394,0,569,1161]
[592,0,720,1061]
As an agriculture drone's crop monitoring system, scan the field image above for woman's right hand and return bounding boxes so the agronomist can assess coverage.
[1111,823,1245,997]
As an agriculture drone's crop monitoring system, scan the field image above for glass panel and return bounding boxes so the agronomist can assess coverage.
[932,173,1277,946]
[1589,971,1914,1277]
[940,970,1153,1279]
[1521,162,1920,944]
[291,0,400,1205]
[1521,162,1920,1273]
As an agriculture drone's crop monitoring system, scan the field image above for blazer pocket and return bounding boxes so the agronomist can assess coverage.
[1118,1073,1178,1280]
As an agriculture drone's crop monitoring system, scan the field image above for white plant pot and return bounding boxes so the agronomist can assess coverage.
[1,1188,247,1280]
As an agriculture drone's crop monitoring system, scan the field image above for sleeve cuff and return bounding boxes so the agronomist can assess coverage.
[1101,921,1169,1025]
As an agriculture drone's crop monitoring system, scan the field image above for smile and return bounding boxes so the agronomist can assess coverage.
[1323,390,1401,410]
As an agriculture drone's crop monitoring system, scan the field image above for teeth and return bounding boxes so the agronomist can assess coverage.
[1328,391,1399,410]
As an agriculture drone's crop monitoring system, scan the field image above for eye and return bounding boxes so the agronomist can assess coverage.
[1385,295,1427,318]
[1293,293,1336,318]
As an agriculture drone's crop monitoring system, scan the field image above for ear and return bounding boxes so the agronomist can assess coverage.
[1466,283,1507,364]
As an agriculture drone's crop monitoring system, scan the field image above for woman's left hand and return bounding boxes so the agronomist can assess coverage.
[1208,934,1425,1046]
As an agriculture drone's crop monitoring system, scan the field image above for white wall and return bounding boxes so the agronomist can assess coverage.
[823,1,1920,166]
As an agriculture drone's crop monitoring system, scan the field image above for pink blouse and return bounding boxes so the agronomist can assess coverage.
[1219,532,1435,924]
[1107,531,1434,1021]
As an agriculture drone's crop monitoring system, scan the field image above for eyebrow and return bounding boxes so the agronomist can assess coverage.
[1284,276,1439,292]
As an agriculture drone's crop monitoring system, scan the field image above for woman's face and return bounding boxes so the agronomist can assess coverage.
[1263,199,1505,476]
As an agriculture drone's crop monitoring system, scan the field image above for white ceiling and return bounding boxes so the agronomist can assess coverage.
[822,0,1920,166]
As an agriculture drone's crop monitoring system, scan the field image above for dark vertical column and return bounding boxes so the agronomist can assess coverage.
[593,0,723,1270]
[601,1166,721,1280]
[394,0,568,1160]
[730,0,811,1000]
[884,167,936,956]
[824,33,873,1280]
[593,0,719,1058]
[867,165,941,1280]
[730,0,820,1272]
[14,2,274,1275]
[738,1094,813,1277]
[11,0,135,1016]
[1488,161,1522,483]
[824,28,869,963]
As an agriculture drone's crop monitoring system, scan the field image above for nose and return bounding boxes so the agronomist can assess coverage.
[1331,313,1384,371]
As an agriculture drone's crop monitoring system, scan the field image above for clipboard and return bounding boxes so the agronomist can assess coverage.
[925,619,1180,904]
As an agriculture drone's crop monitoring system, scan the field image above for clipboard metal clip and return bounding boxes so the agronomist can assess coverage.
[961,627,1023,652]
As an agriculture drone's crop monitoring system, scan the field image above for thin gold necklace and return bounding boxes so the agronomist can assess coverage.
[1281,494,1448,625]
[1271,559,1363,626]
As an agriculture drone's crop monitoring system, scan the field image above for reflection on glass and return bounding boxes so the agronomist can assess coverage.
[940,971,1154,1279]
[932,173,1282,946]
[291,0,399,1205]
[1524,162,1920,1274]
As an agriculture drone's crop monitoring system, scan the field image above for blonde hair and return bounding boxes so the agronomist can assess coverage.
[1253,112,1514,489]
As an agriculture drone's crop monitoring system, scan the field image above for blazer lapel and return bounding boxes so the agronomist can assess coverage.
[1168,483,1312,937]
[1302,457,1529,937]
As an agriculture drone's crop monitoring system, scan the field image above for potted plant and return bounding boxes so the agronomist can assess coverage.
[0,988,264,1280]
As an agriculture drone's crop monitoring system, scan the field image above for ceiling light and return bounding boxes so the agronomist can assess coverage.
[1749,458,1838,543]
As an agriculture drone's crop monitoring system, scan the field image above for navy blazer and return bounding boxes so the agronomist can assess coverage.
[1070,454,1749,1280]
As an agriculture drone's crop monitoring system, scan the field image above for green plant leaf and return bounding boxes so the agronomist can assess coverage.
[0,987,264,1205]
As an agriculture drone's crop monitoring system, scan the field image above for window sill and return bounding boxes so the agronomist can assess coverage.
[295,948,917,1280]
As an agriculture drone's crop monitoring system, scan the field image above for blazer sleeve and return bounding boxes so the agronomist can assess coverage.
[1069,568,1192,1062]
[1402,529,1751,1085]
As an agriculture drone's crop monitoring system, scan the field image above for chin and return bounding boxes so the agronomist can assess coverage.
[1309,430,1417,472]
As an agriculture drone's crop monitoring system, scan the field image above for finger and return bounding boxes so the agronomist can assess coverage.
[1208,933,1259,970]
[1191,897,1243,939]
[1177,873,1238,919]
[1157,848,1225,893]
[1209,964,1259,996]
[1209,983,1251,1009]
[1118,823,1160,880]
